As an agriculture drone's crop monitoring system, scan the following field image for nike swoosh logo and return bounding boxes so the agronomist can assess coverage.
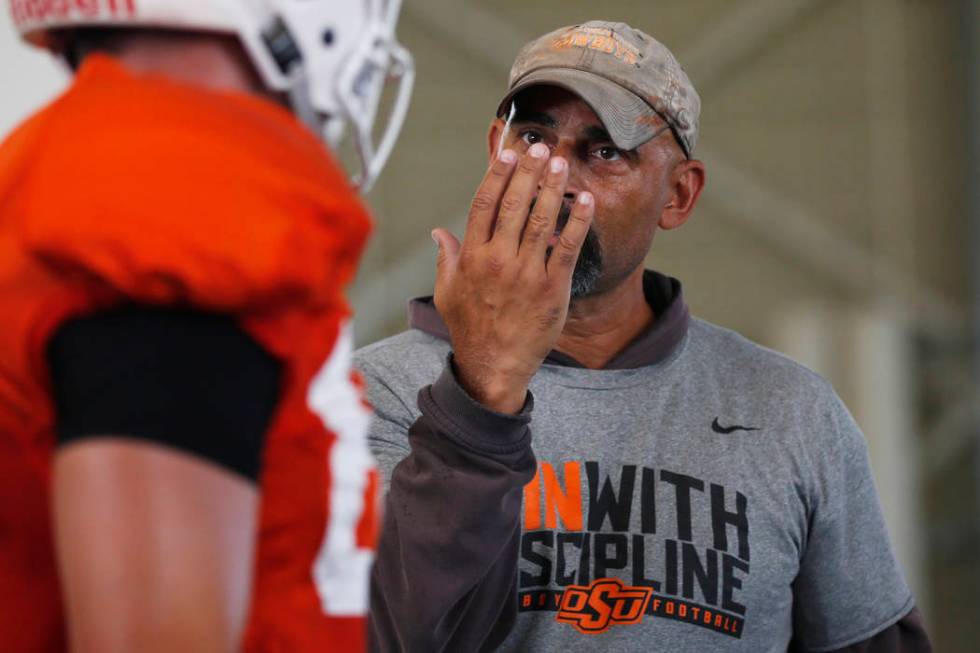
[711,417,759,434]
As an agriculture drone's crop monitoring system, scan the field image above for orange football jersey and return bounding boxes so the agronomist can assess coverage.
[0,55,378,652]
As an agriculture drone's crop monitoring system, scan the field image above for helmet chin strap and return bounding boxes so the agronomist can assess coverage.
[323,117,347,147]
[287,67,321,135]
[285,67,359,190]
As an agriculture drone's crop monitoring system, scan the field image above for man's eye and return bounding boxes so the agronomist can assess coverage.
[594,146,622,161]
[520,130,543,145]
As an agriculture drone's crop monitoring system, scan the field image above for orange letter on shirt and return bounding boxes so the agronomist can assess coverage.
[542,461,583,531]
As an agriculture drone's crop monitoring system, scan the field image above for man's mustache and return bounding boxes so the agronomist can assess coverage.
[525,196,603,297]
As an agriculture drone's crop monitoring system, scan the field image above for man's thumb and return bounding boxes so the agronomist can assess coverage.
[432,228,460,274]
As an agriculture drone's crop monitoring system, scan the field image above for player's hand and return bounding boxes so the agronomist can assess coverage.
[431,143,594,414]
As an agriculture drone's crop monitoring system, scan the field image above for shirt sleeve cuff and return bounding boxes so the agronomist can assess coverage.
[417,354,533,456]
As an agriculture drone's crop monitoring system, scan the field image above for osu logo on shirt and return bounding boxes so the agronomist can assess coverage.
[556,578,654,634]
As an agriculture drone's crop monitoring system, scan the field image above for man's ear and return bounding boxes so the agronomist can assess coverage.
[487,118,506,163]
[659,159,706,230]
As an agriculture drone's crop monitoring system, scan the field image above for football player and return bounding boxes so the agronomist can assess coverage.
[0,1,412,651]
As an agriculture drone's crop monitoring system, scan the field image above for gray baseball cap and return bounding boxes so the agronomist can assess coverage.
[496,21,700,158]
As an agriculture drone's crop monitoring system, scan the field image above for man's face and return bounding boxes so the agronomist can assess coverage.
[491,85,683,298]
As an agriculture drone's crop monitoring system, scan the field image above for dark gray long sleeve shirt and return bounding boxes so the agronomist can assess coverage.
[367,360,536,652]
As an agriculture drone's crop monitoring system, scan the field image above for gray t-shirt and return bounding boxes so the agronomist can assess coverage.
[357,275,914,652]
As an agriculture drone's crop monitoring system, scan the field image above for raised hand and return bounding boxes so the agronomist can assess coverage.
[431,143,594,414]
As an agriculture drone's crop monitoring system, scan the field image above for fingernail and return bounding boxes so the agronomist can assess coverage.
[499,149,517,164]
[577,192,593,205]
[431,230,439,245]
[529,143,548,159]
[549,157,566,173]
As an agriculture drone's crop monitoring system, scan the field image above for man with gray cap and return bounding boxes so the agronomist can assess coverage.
[360,21,931,652]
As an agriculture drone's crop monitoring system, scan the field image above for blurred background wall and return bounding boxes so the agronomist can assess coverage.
[2,1,978,650]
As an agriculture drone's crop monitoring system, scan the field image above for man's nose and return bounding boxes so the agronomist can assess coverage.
[539,144,583,198]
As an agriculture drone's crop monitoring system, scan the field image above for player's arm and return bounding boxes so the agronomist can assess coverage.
[47,307,281,653]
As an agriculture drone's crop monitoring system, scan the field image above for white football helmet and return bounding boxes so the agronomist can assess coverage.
[10,0,414,191]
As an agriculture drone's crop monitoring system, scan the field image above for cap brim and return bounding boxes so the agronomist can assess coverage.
[496,68,664,152]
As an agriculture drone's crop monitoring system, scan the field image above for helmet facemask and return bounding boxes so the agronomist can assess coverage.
[239,0,415,191]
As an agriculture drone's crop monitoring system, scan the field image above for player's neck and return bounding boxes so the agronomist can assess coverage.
[109,33,269,99]
[556,267,654,369]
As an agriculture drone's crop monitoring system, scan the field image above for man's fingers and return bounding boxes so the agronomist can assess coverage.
[464,149,518,247]
[518,155,567,263]
[491,142,550,250]
[547,191,594,275]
